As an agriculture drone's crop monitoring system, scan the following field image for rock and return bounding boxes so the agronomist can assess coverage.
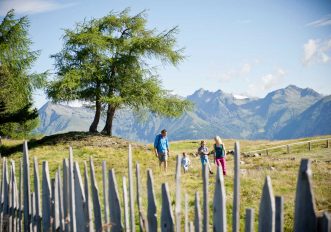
[253,153,260,157]
[240,160,245,165]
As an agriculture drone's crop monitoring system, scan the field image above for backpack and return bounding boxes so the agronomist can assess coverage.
[214,144,225,158]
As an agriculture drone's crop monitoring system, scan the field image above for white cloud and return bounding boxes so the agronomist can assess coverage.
[306,14,331,27]
[219,61,257,81]
[247,68,286,96]
[0,0,76,16]
[303,38,331,66]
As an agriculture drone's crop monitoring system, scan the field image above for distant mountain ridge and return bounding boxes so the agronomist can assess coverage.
[35,85,331,142]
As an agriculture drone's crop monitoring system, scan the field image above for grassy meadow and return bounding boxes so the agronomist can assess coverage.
[1,133,330,231]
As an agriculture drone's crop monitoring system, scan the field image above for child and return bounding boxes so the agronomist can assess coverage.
[181,152,191,173]
[198,141,213,174]
[213,136,227,175]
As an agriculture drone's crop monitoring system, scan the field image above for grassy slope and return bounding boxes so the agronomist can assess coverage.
[1,133,330,231]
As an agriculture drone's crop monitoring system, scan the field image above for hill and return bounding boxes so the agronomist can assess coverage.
[35,85,329,142]
[1,133,330,231]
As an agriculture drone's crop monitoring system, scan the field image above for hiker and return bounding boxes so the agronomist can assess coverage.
[213,136,227,175]
[181,152,191,173]
[154,129,170,172]
[198,140,213,174]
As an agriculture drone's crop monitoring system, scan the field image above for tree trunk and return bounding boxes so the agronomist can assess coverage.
[89,98,101,133]
[102,104,116,136]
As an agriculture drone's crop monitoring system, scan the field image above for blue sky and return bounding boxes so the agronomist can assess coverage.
[1,0,331,108]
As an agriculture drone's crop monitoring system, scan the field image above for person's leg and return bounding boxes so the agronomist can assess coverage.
[220,158,226,175]
[164,160,167,172]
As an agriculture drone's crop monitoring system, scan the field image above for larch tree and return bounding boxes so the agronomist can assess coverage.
[47,9,192,135]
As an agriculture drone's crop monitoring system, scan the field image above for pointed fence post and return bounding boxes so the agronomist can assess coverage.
[213,167,226,232]
[89,157,102,232]
[102,161,110,232]
[189,222,195,232]
[245,208,254,232]
[9,160,18,232]
[318,212,331,232]
[84,162,93,232]
[175,155,182,232]
[326,139,329,149]
[123,176,129,232]
[136,163,148,231]
[74,162,87,232]
[23,141,31,232]
[308,142,311,151]
[108,169,122,232]
[294,159,317,232]
[33,157,41,232]
[31,192,36,232]
[194,192,201,232]
[185,193,189,232]
[128,144,136,232]
[275,196,284,232]
[57,168,65,232]
[233,141,240,232]
[42,161,52,232]
[1,158,9,231]
[18,159,23,232]
[258,176,275,232]
[62,159,69,232]
[147,169,157,232]
[69,148,77,232]
[202,164,209,232]
[161,183,175,232]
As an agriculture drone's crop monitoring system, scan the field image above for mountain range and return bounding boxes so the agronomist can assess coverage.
[35,85,331,142]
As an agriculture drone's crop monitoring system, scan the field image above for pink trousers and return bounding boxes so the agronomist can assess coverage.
[215,157,226,175]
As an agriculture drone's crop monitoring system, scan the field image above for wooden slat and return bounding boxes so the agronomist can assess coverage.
[23,141,31,232]
[245,208,254,232]
[42,161,52,232]
[18,159,23,232]
[147,169,157,232]
[31,192,36,232]
[102,161,110,232]
[89,157,102,232]
[136,163,148,231]
[108,169,122,232]
[128,144,135,232]
[194,192,201,232]
[258,176,275,232]
[57,168,65,232]
[74,162,87,232]
[84,162,93,232]
[161,183,175,232]
[318,212,331,232]
[175,155,182,232]
[189,221,195,232]
[233,141,240,232]
[213,167,226,232]
[33,157,41,232]
[62,159,69,232]
[1,158,9,231]
[202,164,209,232]
[69,148,77,232]
[294,159,317,232]
[184,193,189,232]
[275,196,284,232]
[122,176,129,232]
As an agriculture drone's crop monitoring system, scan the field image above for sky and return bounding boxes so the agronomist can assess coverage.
[1,0,331,109]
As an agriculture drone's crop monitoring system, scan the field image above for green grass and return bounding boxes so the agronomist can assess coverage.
[1,133,330,231]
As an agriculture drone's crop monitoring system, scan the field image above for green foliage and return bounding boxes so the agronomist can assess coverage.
[0,9,47,137]
[47,8,192,134]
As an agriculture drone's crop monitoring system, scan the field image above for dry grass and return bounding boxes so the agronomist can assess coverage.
[1,133,330,231]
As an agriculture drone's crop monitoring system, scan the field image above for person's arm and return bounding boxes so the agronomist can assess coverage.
[166,138,170,156]
[153,136,159,157]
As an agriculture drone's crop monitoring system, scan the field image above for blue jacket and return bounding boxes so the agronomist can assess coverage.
[154,134,169,153]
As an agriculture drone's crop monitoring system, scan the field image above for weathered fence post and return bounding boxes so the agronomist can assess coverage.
[84,162,93,232]
[147,169,157,232]
[89,157,102,232]
[9,160,18,232]
[275,196,284,232]
[123,176,129,232]
[31,192,36,232]
[294,159,317,232]
[73,162,87,232]
[194,192,201,232]
[175,155,182,232]
[57,168,65,232]
[62,159,69,232]
[245,208,254,232]
[128,144,136,232]
[136,163,148,232]
[258,176,275,232]
[318,212,331,232]
[308,142,311,151]
[33,157,41,232]
[202,163,209,232]
[23,141,31,232]
[185,193,189,232]
[161,183,175,232]
[42,161,52,232]
[18,159,23,232]
[108,169,123,232]
[102,161,110,232]
[233,141,240,232]
[52,175,60,232]
[1,158,9,231]
[69,148,77,232]
[326,139,329,149]
[189,222,195,232]
[213,166,226,232]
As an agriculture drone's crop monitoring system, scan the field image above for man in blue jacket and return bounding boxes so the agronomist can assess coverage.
[154,129,170,172]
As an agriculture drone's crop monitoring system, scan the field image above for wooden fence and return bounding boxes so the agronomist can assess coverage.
[0,141,330,232]
[244,138,331,156]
